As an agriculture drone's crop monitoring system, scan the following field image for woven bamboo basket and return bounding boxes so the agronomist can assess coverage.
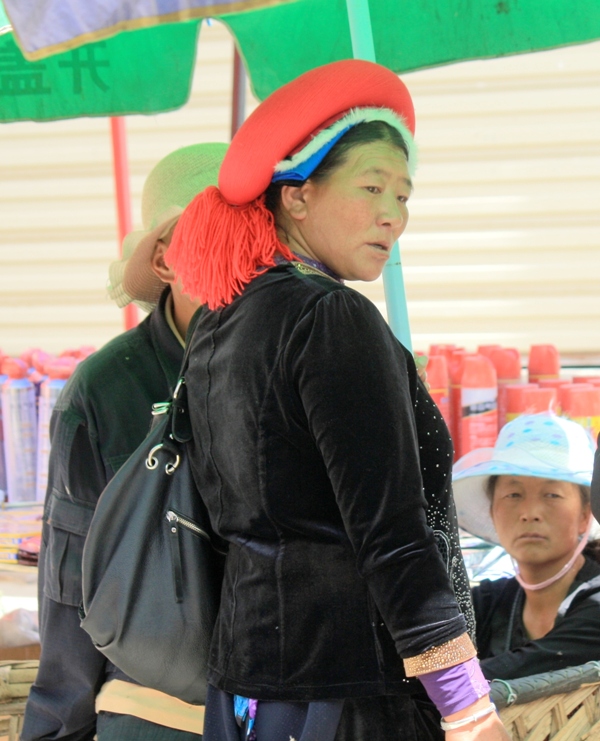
[494,663,600,741]
[0,660,38,741]
[499,683,600,740]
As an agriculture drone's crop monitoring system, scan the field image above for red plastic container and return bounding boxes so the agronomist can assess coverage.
[537,378,573,414]
[1,358,28,380]
[448,350,468,459]
[426,355,451,430]
[460,355,498,457]
[504,384,539,423]
[477,345,502,360]
[19,348,38,370]
[573,376,600,386]
[30,350,52,375]
[429,344,457,361]
[46,358,77,378]
[538,378,572,388]
[523,387,556,414]
[528,344,560,383]
[490,347,522,431]
[558,384,592,418]
[562,386,600,442]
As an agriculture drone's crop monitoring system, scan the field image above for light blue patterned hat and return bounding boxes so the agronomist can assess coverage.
[453,413,595,543]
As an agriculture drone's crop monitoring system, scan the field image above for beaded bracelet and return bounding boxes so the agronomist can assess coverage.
[440,703,496,731]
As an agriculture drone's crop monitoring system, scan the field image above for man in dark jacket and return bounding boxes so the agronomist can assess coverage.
[21,143,227,741]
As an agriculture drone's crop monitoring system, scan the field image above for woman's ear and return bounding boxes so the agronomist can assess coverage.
[580,505,593,536]
[279,183,311,222]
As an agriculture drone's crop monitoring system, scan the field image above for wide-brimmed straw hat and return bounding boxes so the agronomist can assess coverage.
[108,142,228,312]
[166,59,417,310]
[453,413,596,544]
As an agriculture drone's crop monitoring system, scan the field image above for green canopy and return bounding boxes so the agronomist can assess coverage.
[0,0,300,122]
[3,0,599,121]
[222,0,600,100]
[0,9,200,122]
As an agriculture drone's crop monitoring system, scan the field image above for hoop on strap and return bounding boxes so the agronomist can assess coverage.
[146,443,180,475]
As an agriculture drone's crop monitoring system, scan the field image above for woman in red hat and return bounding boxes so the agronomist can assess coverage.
[167,60,509,741]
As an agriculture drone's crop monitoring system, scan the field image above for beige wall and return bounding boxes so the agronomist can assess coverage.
[1,21,599,357]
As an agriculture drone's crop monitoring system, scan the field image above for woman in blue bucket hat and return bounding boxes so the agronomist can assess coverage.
[454,413,600,681]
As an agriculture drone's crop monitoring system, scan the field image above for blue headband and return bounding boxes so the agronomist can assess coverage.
[271,124,353,184]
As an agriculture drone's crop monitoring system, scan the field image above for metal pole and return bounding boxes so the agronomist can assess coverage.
[382,244,412,348]
[231,46,246,139]
[110,117,138,330]
[346,0,376,61]
[345,0,413,351]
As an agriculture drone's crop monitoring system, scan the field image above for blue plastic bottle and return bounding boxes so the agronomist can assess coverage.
[1,359,37,503]
[36,360,75,502]
[0,372,8,500]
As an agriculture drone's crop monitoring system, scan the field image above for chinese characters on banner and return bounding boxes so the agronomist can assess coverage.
[0,22,199,122]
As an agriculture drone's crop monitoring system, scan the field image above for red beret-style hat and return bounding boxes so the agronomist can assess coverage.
[166,59,416,310]
[219,59,415,205]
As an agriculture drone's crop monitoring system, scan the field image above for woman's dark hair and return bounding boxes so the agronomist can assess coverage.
[486,475,600,563]
[265,120,409,215]
[485,475,499,503]
[584,539,600,563]
[576,484,600,563]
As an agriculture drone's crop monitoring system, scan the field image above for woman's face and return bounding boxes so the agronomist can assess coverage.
[279,140,412,281]
[490,475,590,568]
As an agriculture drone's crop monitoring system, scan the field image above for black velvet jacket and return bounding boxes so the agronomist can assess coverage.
[186,264,470,702]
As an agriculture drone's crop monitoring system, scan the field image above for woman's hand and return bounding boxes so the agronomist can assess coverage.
[443,696,511,741]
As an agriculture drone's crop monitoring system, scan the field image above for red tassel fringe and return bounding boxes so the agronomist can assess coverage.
[165,186,294,310]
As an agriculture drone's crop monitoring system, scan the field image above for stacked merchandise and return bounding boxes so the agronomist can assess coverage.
[0,339,598,570]
[0,507,43,565]
[0,346,91,505]
[0,346,94,566]
[424,343,600,458]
